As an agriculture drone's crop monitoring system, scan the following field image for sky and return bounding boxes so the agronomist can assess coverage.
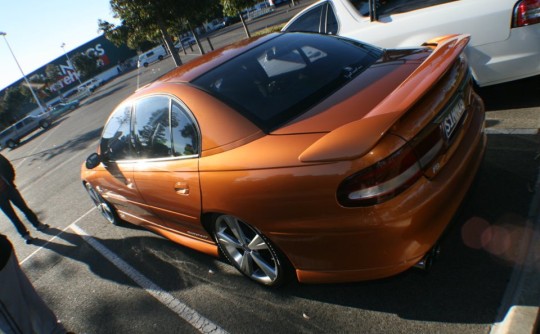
[0,0,120,90]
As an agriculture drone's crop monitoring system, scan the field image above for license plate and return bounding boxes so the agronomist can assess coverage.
[441,96,466,140]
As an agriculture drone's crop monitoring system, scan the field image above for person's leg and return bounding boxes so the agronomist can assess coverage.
[0,198,30,237]
[6,186,41,228]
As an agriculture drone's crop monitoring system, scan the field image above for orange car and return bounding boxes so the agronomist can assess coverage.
[82,32,486,286]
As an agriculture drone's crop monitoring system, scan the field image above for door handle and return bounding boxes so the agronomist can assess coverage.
[174,182,190,195]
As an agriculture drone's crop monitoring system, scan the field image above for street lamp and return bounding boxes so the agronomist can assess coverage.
[60,42,82,85]
[0,31,46,113]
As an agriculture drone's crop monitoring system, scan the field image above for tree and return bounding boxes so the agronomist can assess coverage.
[100,0,219,66]
[71,53,100,79]
[108,0,181,65]
[221,0,258,38]
[1,86,31,123]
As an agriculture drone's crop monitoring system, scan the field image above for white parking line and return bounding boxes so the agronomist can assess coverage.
[20,207,228,334]
[19,207,96,265]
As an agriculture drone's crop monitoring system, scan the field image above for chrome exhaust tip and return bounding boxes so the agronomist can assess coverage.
[414,245,441,271]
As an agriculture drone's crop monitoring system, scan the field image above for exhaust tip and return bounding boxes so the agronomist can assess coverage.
[414,245,441,271]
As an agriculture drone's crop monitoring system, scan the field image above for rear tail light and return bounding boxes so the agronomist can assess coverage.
[513,0,540,27]
[337,65,472,207]
[337,126,445,207]
[337,144,423,207]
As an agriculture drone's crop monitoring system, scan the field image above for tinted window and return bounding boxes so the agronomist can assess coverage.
[133,96,172,159]
[100,104,133,161]
[284,3,325,33]
[171,101,199,157]
[378,0,457,16]
[326,5,338,34]
[349,0,457,17]
[192,33,383,132]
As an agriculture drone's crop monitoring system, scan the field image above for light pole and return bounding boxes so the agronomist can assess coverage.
[60,42,82,85]
[0,31,46,113]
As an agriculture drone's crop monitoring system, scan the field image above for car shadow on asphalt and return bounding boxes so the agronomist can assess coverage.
[477,74,540,111]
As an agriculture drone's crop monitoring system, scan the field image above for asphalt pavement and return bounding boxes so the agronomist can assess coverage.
[479,78,540,334]
[2,3,540,332]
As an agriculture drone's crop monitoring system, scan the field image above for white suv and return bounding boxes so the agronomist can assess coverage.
[137,45,168,68]
[0,113,52,149]
[283,0,540,86]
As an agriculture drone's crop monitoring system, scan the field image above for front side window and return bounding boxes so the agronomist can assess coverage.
[100,104,133,161]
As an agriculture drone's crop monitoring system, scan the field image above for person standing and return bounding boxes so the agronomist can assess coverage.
[0,153,48,244]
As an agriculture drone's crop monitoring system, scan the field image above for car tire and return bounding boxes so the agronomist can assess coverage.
[6,140,17,149]
[143,62,149,68]
[39,120,51,129]
[212,214,288,286]
[85,183,123,226]
[158,55,164,61]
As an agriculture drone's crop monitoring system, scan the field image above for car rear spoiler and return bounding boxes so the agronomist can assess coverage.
[299,34,470,163]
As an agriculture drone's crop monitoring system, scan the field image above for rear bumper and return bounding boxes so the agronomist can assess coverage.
[288,95,487,284]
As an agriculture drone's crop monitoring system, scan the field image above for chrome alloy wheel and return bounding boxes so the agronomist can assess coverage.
[214,215,284,286]
[85,183,120,225]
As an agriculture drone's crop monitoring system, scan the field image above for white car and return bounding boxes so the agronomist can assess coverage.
[283,0,540,86]
[137,45,168,68]
[174,36,196,49]
[77,78,103,93]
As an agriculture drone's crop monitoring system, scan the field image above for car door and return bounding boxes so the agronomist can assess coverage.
[131,95,207,239]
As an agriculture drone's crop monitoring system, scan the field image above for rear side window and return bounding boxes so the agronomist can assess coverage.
[285,3,325,33]
[130,96,200,160]
[133,96,172,159]
[171,101,199,157]
[349,0,457,17]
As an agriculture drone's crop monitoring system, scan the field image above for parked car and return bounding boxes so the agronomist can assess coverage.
[137,45,168,68]
[174,36,196,49]
[282,0,540,87]
[0,113,52,149]
[62,88,78,99]
[77,78,103,93]
[49,100,79,119]
[82,32,486,286]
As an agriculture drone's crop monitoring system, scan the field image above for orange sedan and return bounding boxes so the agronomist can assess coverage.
[82,32,486,286]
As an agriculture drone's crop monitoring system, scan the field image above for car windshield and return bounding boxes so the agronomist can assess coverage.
[191,33,383,132]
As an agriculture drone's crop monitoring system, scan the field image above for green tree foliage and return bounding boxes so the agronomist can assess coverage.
[71,53,100,79]
[221,0,258,38]
[100,0,220,67]
[45,64,61,83]
[1,86,31,124]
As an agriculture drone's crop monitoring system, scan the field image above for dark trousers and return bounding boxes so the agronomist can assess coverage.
[0,184,40,237]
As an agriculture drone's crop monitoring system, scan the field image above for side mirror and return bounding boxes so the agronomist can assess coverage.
[85,153,102,169]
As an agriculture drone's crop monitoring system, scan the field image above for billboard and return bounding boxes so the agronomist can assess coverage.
[19,35,137,98]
